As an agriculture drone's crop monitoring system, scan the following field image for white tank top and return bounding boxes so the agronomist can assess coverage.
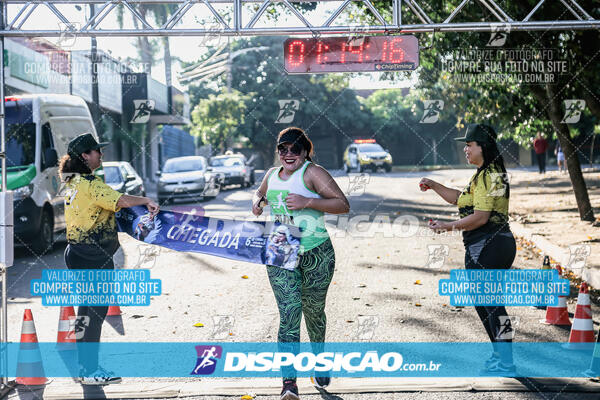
[266,161,328,252]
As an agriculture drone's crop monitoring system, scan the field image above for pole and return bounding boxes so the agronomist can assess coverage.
[0,0,7,388]
[226,37,232,93]
[90,4,101,133]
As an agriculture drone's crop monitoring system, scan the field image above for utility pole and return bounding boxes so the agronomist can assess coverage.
[226,37,232,93]
[0,1,14,394]
[90,4,101,134]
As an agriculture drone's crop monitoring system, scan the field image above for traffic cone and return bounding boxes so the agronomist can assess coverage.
[566,282,595,346]
[16,309,48,386]
[540,265,571,326]
[56,306,76,347]
[584,327,600,377]
[107,305,121,316]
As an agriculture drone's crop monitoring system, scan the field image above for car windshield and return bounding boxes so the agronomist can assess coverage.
[164,159,205,173]
[123,163,137,176]
[358,143,384,153]
[210,157,244,167]
[5,123,35,168]
[103,166,122,184]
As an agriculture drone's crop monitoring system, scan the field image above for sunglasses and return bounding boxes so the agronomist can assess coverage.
[277,143,303,156]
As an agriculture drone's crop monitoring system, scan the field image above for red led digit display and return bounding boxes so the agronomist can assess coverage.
[284,35,419,74]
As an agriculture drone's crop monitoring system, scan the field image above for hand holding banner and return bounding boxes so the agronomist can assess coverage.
[116,206,302,269]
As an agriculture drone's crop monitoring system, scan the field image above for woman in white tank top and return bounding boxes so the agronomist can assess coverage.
[252,127,349,400]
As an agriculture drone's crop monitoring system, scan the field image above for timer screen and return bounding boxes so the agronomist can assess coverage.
[283,35,419,74]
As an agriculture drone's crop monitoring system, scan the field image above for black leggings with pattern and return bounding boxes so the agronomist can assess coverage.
[266,238,336,381]
[464,232,516,364]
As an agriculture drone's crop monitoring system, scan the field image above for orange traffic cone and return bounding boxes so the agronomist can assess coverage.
[107,305,121,316]
[16,309,48,386]
[566,282,595,345]
[56,306,76,346]
[540,265,571,326]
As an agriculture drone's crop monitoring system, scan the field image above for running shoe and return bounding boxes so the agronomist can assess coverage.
[484,352,501,369]
[310,375,331,388]
[280,379,300,400]
[78,366,122,385]
[481,361,517,376]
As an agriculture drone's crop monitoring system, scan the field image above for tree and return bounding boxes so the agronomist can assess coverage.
[186,36,371,167]
[357,1,599,221]
[191,90,249,153]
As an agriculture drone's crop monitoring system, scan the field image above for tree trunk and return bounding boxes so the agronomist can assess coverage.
[544,83,595,222]
[133,7,153,74]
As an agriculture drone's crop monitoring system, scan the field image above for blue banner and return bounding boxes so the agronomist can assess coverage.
[116,206,302,269]
[439,269,570,306]
[30,269,161,306]
[1,342,594,378]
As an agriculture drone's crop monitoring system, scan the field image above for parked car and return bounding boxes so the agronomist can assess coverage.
[5,94,96,254]
[157,156,221,204]
[209,153,255,188]
[343,139,392,173]
[100,161,145,196]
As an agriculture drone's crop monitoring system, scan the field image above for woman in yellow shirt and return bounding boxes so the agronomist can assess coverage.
[420,124,516,374]
[59,133,158,385]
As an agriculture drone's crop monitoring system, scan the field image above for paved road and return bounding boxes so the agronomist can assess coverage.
[3,169,599,399]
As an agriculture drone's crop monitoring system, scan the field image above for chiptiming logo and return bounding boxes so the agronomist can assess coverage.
[191,345,223,375]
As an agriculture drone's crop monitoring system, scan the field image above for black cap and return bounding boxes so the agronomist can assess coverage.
[278,130,305,147]
[454,124,497,144]
[67,133,109,157]
[278,128,312,154]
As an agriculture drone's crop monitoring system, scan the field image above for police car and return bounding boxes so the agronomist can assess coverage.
[342,139,392,173]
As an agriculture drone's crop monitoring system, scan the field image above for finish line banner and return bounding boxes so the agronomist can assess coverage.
[1,342,594,378]
[116,206,302,269]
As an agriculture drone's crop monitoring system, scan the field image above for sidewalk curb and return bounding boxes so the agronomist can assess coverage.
[7,377,600,399]
[511,222,597,289]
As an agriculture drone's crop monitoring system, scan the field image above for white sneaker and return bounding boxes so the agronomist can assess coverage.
[78,367,121,385]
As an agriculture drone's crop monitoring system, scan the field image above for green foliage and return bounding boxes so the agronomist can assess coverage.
[354,0,600,149]
[191,90,249,152]
[187,36,370,165]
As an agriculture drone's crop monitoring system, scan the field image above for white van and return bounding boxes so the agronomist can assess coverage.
[4,94,97,254]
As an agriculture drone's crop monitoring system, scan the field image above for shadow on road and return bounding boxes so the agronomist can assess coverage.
[7,243,67,299]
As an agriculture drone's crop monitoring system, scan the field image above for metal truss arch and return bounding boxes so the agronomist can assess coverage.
[0,0,598,37]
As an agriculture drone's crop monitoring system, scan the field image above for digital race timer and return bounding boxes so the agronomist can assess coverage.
[283,35,419,74]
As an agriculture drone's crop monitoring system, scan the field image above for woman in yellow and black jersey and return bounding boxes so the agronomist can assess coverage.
[420,124,516,374]
[58,133,159,385]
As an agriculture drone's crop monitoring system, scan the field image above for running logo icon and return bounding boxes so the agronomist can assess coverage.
[347,173,370,196]
[191,345,223,375]
[567,244,590,275]
[68,316,90,340]
[275,100,300,124]
[354,315,379,340]
[199,23,226,47]
[57,22,80,48]
[487,172,511,197]
[131,100,155,124]
[420,100,444,123]
[135,244,161,269]
[561,100,586,123]
[495,316,520,340]
[487,23,510,47]
[211,315,235,340]
[426,245,449,269]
